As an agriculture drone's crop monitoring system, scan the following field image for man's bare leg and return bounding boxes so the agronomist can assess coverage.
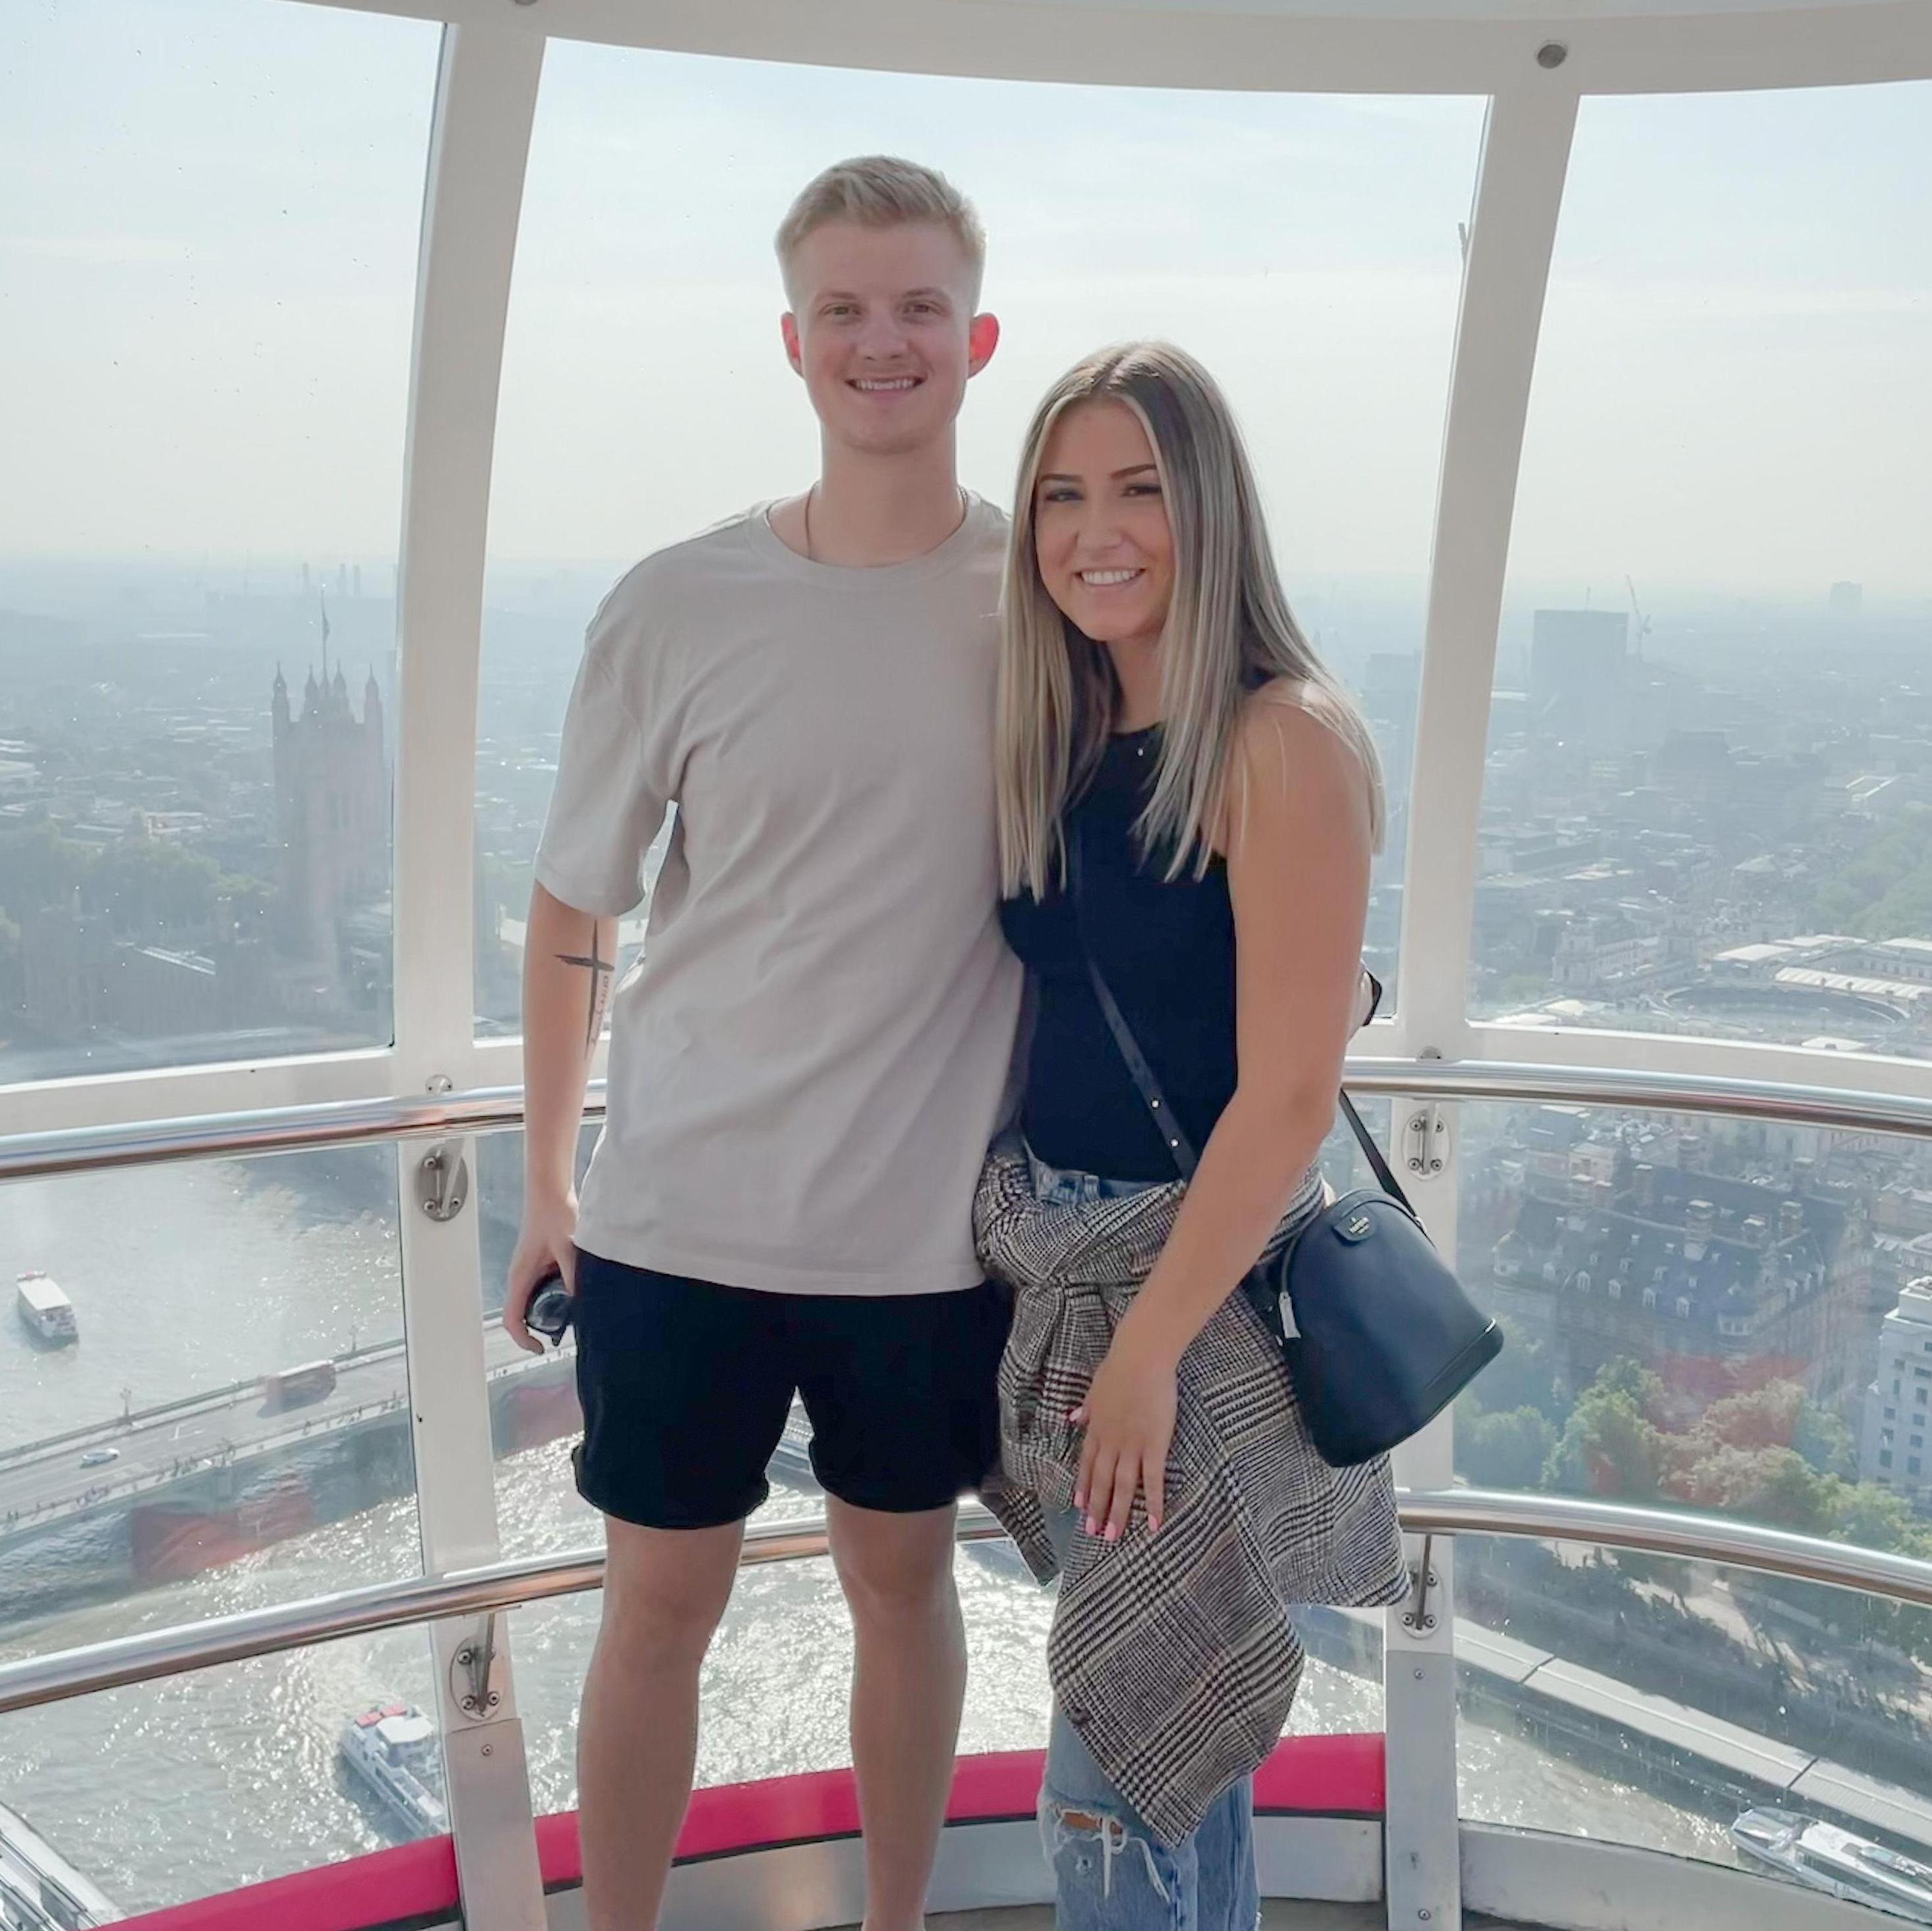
[827,1497,967,1931]
[578,1516,744,1931]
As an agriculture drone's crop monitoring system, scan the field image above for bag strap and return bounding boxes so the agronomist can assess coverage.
[1068,827,1416,1215]
[1335,1089,1417,1217]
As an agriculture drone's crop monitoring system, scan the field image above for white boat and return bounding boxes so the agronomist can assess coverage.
[338,1702,449,1840]
[1732,1807,1932,1924]
[15,1273,78,1346]
[0,1796,122,1928]
[769,1400,817,1486]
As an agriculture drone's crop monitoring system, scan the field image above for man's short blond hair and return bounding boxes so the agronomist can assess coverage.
[775,156,986,303]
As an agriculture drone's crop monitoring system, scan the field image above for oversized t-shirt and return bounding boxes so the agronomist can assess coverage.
[534,497,1023,1296]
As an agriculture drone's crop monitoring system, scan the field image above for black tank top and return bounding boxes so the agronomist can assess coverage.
[999,725,1237,1181]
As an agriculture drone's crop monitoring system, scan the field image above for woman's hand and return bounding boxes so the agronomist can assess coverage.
[1070,1325,1180,1541]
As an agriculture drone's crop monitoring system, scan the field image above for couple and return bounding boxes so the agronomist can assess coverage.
[505,155,1406,1931]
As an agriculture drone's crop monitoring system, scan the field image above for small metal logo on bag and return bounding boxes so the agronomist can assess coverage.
[1341,1210,1375,1242]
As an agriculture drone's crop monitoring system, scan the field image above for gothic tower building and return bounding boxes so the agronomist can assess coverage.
[272,661,390,983]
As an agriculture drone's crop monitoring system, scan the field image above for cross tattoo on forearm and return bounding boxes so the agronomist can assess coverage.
[557,929,616,1051]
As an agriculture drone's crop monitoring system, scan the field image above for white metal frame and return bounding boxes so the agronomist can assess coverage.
[291,0,1932,97]
[390,23,551,1929]
[7,1,1932,1924]
[1382,72,1578,1923]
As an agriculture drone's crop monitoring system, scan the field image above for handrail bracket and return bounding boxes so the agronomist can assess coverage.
[1402,1533,1440,1635]
[450,1612,503,1720]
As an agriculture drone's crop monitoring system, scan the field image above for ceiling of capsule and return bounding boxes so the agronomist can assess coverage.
[296,0,1932,96]
[991,0,1908,12]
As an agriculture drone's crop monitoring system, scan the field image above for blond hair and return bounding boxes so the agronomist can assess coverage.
[775,156,986,301]
[996,342,1385,900]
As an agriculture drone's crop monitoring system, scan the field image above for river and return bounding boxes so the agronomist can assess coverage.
[0,1151,1731,1915]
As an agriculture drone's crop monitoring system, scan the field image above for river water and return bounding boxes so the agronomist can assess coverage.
[0,1152,1732,1914]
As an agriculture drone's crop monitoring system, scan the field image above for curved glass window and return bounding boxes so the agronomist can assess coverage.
[474,46,1484,1027]
[0,0,438,1083]
[1457,1538,1932,1874]
[0,1146,418,1660]
[0,1141,427,1913]
[1473,84,1932,1058]
[1454,1099,1932,1539]
[1452,1091,1932,1869]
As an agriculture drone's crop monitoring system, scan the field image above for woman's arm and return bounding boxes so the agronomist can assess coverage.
[1073,687,1374,1539]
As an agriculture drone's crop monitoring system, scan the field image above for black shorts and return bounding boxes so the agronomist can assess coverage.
[571,1250,1011,1530]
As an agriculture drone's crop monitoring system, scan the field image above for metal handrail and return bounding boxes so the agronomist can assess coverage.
[4,1490,1928,1721]
[1401,1488,1932,1603]
[0,1085,542,1184]
[1351,1058,1932,1141]
[5,1058,1931,1184]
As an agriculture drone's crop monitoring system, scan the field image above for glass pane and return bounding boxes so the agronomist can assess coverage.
[1458,1535,1932,1888]
[1321,1091,1398,1201]
[512,1546,1381,1819]
[0,1146,419,1660]
[1453,1099,1932,1551]
[513,1536,1060,1817]
[0,1625,440,1916]
[1471,85,1932,1053]
[0,0,440,1081]
[474,48,1486,1026]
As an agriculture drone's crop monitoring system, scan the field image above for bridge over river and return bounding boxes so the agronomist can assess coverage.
[1,1324,815,1624]
[0,1323,550,1532]
[0,1325,578,1620]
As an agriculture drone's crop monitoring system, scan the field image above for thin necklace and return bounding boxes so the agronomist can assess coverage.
[801,484,967,565]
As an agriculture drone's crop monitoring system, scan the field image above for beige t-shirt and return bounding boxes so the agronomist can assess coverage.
[534,497,1023,1295]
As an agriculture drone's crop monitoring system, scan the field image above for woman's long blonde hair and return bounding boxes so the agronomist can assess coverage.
[996,342,1385,899]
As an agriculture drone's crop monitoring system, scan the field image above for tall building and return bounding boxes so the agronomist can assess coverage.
[271,664,389,984]
[1860,1277,1932,1505]
[1529,610,1631,742]
[1363,652,1420,802]
[1487,1107,1879,1415]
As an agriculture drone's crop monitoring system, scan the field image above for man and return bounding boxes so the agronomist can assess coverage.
[504,157,1021,1931]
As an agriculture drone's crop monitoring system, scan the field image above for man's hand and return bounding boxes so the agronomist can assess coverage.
[1069,1325,1180,1541]
[505,1190,580,1354]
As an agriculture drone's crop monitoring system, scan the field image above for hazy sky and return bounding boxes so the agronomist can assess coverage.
[4,0,1928,602]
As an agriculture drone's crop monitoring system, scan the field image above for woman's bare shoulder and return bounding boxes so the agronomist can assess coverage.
[1235,677,1367,789]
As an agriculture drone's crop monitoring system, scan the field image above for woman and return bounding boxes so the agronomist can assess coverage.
[977,342,1408,1930]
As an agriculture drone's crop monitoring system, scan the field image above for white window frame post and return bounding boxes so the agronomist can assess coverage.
[390,19,549,1929]
[1382,67,1578,1931]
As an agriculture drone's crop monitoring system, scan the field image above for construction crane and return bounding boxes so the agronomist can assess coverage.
[1625,576,1653,660]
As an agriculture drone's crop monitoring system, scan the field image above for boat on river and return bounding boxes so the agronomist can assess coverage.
[15,1273,78,1346]
[0,1796,122,1928]
[1732,1807,1932,1923]
[338,1702,449,1840]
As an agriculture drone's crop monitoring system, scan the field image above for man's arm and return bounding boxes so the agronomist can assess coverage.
[504,881,619,1351]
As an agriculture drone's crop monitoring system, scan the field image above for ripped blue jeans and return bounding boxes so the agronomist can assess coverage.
[1042,1507,1259,1931]
[1028,1150,1260,1931]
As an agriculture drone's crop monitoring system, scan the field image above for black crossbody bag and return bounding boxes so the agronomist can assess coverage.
[1069,840,1501,1468]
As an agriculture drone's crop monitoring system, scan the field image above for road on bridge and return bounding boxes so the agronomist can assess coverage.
[0,1324,551,1531]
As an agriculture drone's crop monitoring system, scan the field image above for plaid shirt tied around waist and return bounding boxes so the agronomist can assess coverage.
[974,1131,1408,1844]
